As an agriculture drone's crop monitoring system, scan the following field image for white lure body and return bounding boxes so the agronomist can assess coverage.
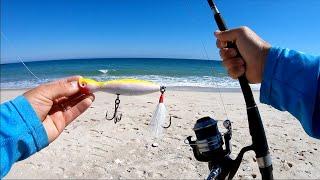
[79,78,160,95]
[101,79,160,96]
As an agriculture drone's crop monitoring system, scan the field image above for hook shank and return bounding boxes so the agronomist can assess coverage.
[106,94,122,123]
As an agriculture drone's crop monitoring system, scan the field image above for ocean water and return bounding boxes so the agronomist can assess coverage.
[0,58,259,89]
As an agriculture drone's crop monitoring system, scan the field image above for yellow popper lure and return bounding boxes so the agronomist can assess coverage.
[78,77,160,95]
[78,77,171,135]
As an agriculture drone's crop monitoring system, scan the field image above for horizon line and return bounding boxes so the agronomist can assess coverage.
[0,57,222,65]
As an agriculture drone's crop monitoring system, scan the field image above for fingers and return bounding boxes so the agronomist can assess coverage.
[214,26,248,42]
[214,28,248,79]
[62,94,95,126]
[43,93,94,143]
[51,92,84,112]
[216,39,227,49]
[41,76,82,100]
[214,30,237,42]
[218,47,242,79]
[228,66,245,79]
[222,57,245,79]
[219,48,238,59]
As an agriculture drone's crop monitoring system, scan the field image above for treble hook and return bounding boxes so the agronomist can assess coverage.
[106,94,122,123]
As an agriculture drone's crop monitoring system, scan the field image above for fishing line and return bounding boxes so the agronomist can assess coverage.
[184,0,229,120]
[1,31,41,81]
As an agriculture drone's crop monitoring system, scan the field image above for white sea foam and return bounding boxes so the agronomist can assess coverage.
[0,78,52,89]
[98,69,109,74]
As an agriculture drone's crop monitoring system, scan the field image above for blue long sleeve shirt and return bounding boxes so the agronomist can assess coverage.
[260,47,320,138]
[0,96,48,178]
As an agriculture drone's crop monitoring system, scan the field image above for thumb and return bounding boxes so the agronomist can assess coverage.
[214,29,240,42]
[43,76,81,100]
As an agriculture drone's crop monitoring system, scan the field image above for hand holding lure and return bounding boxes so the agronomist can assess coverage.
[2,31,172,135]
[78,77,172,132]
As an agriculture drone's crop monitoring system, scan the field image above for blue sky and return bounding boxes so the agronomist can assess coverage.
[1,0,320,63]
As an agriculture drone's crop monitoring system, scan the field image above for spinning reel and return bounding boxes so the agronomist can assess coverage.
[186,117,256,180]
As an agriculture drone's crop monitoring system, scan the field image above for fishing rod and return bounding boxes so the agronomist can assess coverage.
[186,0,273,179]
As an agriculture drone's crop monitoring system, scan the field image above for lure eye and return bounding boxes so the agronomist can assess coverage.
[79,82,87,88]
[79,81,91,94]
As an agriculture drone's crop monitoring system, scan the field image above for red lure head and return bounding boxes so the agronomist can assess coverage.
[159,94,164,103]
[78,78,91,94]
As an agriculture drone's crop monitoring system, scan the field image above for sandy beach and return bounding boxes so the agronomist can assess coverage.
[2,88,320,179]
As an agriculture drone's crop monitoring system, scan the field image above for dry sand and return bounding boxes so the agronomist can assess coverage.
[2,89,320,179]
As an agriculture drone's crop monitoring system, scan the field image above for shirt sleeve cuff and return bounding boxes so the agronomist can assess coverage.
[260,47,282,104]
[11,96,49,150]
